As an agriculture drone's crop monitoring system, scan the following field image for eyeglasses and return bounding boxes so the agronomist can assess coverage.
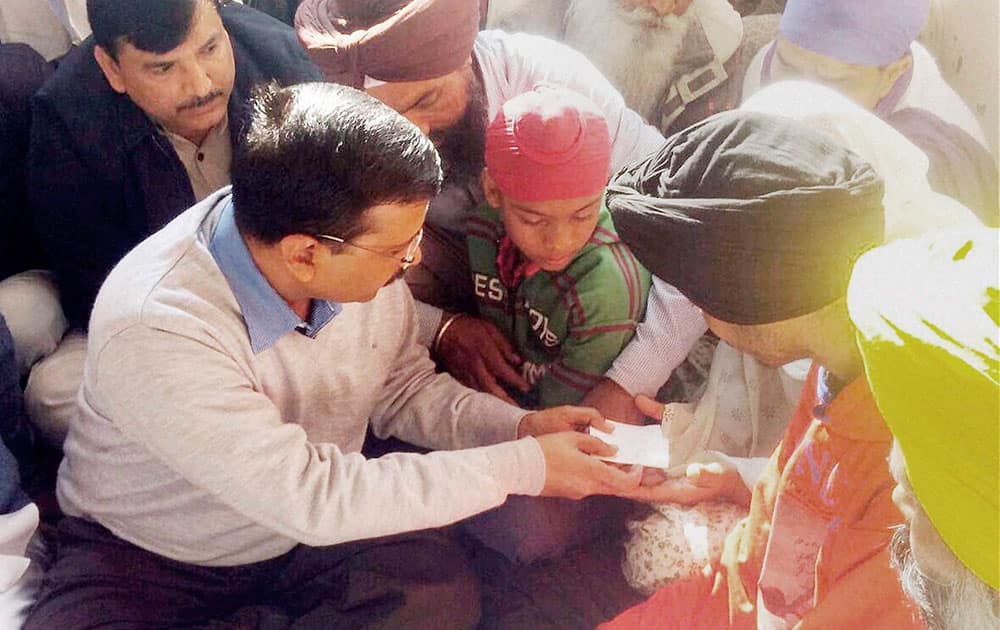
[315,228,424,271]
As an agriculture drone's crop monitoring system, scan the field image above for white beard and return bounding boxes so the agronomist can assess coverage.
[891,525,1000,630]
[563,2,693,123]
[485,1,694,124]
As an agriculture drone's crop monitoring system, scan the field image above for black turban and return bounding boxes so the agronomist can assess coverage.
[607,110,885,325]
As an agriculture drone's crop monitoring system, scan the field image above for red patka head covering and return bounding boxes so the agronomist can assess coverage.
[485,85,612,202]
[294,0,480,87]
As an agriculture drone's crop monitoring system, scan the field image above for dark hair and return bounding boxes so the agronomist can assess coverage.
[87,0,220,60]
[232,82,442,244]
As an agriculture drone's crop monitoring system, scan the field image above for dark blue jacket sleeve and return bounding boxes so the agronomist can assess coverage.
[26,97,140,329]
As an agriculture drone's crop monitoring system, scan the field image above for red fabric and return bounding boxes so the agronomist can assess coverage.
[602,365,926,629]
[495,235,540,289]
[485,85,611,202]
[599,571,737,630]
[294,0,479,86]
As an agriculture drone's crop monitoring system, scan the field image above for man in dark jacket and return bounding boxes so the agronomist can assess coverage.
[24,0,321,444]
[0,44,64,385]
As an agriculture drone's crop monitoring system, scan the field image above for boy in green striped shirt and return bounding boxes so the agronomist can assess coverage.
[457,86,650,563]
[466,85,651,409]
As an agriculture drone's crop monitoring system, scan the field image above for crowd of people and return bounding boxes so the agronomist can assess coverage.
[0,0,996,628]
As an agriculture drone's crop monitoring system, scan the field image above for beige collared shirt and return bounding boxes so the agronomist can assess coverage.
[164,116,232,203]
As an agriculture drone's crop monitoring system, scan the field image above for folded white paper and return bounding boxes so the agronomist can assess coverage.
[588,420,670,469]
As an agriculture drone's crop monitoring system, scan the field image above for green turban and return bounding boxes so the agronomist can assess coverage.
[848,227,999,590]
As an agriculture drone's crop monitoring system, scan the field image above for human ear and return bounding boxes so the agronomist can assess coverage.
[481,169,504,209]
[280,235,319,283]
[94,45,127,94]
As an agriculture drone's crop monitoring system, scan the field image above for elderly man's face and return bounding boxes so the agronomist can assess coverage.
[888,442,1000,629]
[93,0,236,145]
[770,36,909,110]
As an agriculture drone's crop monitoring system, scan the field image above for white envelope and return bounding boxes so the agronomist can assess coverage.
[588,420,670,469]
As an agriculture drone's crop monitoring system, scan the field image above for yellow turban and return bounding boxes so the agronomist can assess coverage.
[848,228,999,590]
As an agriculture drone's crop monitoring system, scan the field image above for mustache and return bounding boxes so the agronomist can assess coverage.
[178,90,224,111]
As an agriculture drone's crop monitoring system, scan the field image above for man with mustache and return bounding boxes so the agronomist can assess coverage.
[23,0,321,445]
[848,229,999,630]
[295,0,708,419]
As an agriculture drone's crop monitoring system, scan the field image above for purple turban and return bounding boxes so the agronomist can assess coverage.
[779,0,931,67]
[295,0,480,87]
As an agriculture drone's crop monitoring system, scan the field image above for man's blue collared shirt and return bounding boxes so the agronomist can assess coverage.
[209,198,341,354]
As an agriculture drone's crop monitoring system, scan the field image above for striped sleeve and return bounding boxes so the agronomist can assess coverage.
[537,242,651,408]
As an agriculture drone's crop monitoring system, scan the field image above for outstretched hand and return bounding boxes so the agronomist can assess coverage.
[624,395,752,506]
[535,431,643,500]
[623,460,752,506]
[436,315,530,404]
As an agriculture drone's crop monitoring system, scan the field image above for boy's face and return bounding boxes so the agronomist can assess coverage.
[483,171,603,273]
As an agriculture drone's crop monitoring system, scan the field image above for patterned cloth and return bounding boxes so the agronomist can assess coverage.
[623,501,745,595]
[621,342,804,595]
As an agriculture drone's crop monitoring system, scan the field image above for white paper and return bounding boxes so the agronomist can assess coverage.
[588,420,670,469]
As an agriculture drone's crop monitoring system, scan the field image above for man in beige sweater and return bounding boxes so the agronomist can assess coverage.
[25,82,639,629]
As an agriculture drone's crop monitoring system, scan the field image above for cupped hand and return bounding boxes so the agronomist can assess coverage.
[619,460,752,506]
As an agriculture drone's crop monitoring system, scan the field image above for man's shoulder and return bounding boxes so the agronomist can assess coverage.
[30,38,152,177]
[475,28,591,73]
[474,28,651,153]
[34,40,114,119]
[559,231,650,324]
[91,197,232,340]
